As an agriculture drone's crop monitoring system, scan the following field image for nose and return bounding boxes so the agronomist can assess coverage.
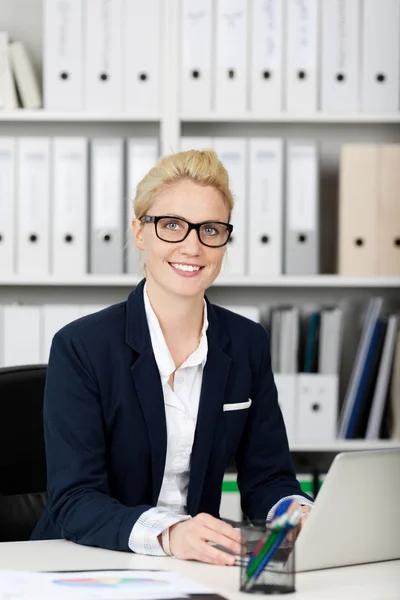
[180,227,202,255]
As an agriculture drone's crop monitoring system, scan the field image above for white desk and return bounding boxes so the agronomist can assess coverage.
[0,540,398,600]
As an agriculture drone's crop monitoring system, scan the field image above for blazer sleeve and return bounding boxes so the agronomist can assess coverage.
[44,328,153,551]
[235,324,312,520]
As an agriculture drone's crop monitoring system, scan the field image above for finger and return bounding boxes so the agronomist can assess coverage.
[198,514,241,542]
[193,539,237,566]
[200,526,242,556]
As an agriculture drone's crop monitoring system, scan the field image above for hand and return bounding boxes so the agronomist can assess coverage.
[169,513,242,565]
[284,502,311,542]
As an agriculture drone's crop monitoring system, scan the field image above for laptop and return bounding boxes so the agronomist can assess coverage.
[295,448,400,572]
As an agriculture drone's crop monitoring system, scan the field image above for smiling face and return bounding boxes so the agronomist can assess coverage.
[132,179,230,300]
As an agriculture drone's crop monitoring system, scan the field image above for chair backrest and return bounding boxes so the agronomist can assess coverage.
[0,365,48,541]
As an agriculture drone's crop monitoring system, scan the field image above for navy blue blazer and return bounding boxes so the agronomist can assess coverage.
[31,279,309,551]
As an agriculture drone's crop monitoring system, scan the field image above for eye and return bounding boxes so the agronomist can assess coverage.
[164,220,181,230]
[203,225,218,236]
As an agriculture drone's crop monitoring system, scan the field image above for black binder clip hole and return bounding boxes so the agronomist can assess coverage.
[65,234,73,243]
[29,234,38,243]
[311,403,320,412]
[355,238,364,247]
[376,73,385,83]
[228,69,235,79]
[0,234,3,242]
[298,234,307,243]
[192,69,200,79]
[100,73,109,82]
[394,238,400,247]
[139,72,148,81]
[261,235,269,244]
[337,73,345,82]
[60,72,69,80]
[103,234,111,242]
[298,70,306,80]
[263,70,271,79]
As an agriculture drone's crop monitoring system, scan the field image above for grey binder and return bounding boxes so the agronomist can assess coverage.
[89,139,124,274]
[284,141,319,275]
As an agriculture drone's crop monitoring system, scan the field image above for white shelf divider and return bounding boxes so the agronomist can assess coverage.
[180,113,400,124]
[1,275,399,288]
[289,439,400,452]
[0,110,161,122]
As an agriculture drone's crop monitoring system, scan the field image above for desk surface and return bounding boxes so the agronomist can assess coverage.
[0,540,398,600]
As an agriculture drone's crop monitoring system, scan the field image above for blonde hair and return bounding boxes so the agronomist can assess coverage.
[133,149,234,220]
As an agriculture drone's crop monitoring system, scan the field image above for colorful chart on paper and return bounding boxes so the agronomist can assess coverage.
[53,577,168,589]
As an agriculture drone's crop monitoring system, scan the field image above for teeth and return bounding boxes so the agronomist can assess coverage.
[171,263,201,272]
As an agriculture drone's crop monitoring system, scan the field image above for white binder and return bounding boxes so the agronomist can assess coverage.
[123,0,161,116]
[212,138,247,277]
[0,138,16,277]
[43,0,83,110]
[222,305,260,322]
[3,305,41,367]
[52,138,88,277]
[248,138,283,277]
[285,0,319,113]
[215,0,248,113]
[84,0,123,112]
[90,139,124,274]
[250,0,283,114]
[296,374,339,441]
[41,304,81,363]
[284,141,319,275]
[16,138,51,277]
[126,138,159,274]
[0,32,18,110]
[180,137,213,151]
[181,0,213,116]
[361,0,400,113]
[274,373,297,442]
[321,0,361,113]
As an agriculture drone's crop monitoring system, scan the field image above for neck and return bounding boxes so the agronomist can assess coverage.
[145,275,205,342]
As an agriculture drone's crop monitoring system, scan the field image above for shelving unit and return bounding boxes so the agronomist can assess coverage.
[1,0,399,462]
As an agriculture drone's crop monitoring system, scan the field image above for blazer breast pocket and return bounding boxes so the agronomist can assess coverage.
[223,399,252,412]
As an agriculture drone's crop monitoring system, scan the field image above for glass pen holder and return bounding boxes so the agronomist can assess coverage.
[239,521,296,595]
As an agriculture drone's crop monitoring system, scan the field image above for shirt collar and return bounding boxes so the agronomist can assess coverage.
[143,282,208,381]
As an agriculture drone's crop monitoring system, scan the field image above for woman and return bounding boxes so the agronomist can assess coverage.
[32,150,312,565]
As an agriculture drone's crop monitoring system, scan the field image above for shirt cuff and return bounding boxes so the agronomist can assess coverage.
[266,494,314,522]
[128,506,191,556]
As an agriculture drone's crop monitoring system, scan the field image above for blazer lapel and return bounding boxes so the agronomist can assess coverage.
[125,280,167,504]
[187,302,232,515]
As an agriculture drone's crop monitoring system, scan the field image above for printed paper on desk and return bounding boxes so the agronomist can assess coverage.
[0,570,213,600]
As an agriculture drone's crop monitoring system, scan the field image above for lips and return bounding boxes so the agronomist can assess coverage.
[168,262,204,277]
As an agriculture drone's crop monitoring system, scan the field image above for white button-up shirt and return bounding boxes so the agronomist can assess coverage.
[128,285,312,556]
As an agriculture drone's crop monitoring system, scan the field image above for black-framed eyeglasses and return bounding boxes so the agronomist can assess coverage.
[140,215,233,248]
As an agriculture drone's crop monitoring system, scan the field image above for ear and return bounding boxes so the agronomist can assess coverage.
[132,218,145,250]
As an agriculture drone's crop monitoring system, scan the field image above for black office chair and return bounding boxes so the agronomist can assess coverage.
[0,365,48,542]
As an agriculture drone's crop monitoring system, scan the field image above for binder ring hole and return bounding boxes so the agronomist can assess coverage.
[298,70,306,80]
[228,69,235,79]
[298,234,307,243]
[60,72,69,80]
[263,70,271,79]
[355,238,364,247]
[261,235,269,244]
[29,234,38,243]
[395,238,400,247]
[376,73,385,83]
[103,234,112,242]
[100,73,109,81]
[311,403,320,412]
[228,235,234,244]
[192,69,200,79]
[65,234,74,243]
[337,73,345,82]
[139,72,148,81]
[0,234,3,242]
